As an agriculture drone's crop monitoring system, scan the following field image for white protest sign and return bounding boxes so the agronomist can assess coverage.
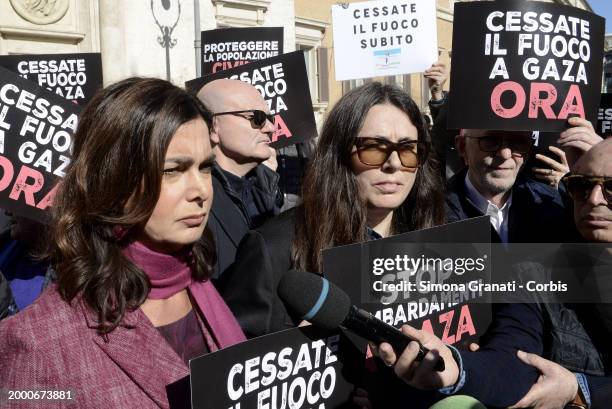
[332,0,438,81]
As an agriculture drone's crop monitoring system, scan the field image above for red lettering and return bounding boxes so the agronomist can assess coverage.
[0,156,15,191]
[420,318,434,335]
[9,165,43,207]
[211,60,249,73]
[491,81,586,120]
[528,82,557,119]
[558,84,585,119]
[272,114,292,142]
[438,310,456,344]
[211,62,223,73]
[36,183,59,210]
[455,304,477,342]
[490,81,526,119]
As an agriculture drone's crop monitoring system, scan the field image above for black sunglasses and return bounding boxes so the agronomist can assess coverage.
[464,135,533,156]
[562,174,612,203]
[353,137,428,172]
[212,110,275,129]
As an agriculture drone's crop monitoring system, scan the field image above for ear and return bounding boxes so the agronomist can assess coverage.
[209,116,221,145]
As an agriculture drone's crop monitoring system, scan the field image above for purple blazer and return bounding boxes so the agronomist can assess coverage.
[0,288,197,408]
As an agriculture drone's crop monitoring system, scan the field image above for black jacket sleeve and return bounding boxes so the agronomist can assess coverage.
[585,374,612,409]
[217,228,296,339]
[458,303,543,407]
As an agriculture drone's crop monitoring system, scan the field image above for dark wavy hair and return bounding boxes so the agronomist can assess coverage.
[293,82,446,272]
[48,77,214,334]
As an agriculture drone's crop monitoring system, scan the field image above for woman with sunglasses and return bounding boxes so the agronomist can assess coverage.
[217,82,445,338]
[0,78,245,408]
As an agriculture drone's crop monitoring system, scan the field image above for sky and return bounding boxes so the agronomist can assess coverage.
[589,0,612,33]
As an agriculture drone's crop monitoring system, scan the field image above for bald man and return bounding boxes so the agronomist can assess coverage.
[197,79,282,278]
[569,138,612,243]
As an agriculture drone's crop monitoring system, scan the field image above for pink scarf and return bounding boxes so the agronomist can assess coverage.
[123,241,246,348]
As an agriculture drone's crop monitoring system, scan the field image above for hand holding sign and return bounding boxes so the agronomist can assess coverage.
[558,116,603,169]
[424,61,448,101]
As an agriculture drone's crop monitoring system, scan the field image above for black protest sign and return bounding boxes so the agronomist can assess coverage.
[323,217,492,351]
[448,0,604,132]
[0,66,79,223]
[597,94,612,137]
[201,27,283,75]
[190,326,359,409]
[0,53,103,106]
[186,51,317,149]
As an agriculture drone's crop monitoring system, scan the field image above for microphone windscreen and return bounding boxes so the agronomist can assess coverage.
[278,270,351,330]
[429,396,487,409]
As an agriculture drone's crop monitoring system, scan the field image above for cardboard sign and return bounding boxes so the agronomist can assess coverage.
[0,53,102,106]
[0,66,80,223]
[597,93,612,138]
[448,0,605,132]
[201,27,284,75]
[331,0,438,81]
[190,326,359,409]
[186,51,317,149]
[322,217,493,351]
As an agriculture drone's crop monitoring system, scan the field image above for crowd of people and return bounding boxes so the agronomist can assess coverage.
[0,52,610,409]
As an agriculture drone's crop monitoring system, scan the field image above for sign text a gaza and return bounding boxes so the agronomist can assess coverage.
[486,10,592,120]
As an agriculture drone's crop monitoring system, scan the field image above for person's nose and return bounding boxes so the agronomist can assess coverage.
[186,170,212,205]
[261,115,276,134]
[382,150,402,172]
[496,143,513,160]
[586,184,608,206]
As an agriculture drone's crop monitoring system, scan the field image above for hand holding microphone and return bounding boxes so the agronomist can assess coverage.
[278,270,460,390]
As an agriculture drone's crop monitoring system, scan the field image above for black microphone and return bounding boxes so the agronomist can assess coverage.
[278,270,445,372]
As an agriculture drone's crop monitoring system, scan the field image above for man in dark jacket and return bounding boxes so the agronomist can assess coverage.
[375,140,612,408]
[197,79,282,278]
[447,128,579,243]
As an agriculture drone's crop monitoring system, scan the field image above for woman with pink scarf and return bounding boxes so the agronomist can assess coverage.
[0,77,245,409]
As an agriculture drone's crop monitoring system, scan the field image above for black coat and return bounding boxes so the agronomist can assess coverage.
[445,168,580,243]
[216,210,298,339]
[208,163,281,279]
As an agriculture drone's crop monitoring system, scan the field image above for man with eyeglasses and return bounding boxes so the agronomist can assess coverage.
[564,139,612,244]
[374,140,612,408]
[446,127,581,243]
[197,79,282,278]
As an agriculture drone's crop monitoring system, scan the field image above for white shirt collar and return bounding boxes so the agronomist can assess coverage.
[464,172,513,242]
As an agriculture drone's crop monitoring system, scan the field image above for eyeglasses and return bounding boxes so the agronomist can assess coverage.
[562,174,612,203]
[464,135,533,156]
[353,137,427,172]
[212,110,275,129]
